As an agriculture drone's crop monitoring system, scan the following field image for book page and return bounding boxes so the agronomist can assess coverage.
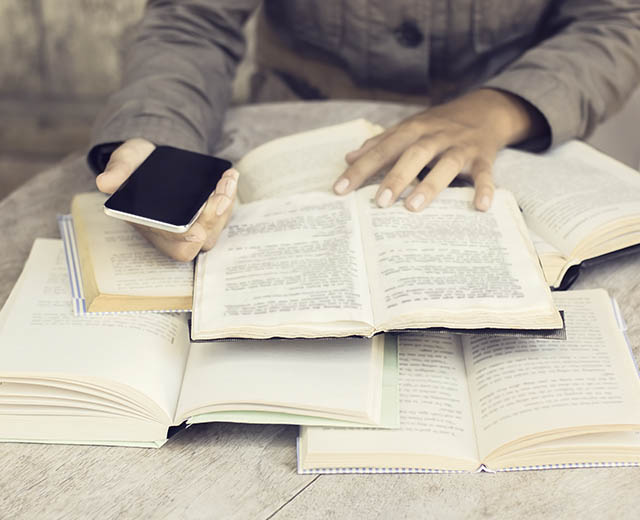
[355,186,558,329]
[301,333,479,470]
[463,289,640,461]
[185,334,399,427]
[236,119,382,203]
[527,228,568,287]
[175,335,384,423]
[0,239,191,422]
[192,191,374,338]
[72,192,193,297]
[493,141,640,256]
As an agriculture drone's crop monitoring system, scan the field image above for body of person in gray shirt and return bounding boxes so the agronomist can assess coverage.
[88,0,640,261]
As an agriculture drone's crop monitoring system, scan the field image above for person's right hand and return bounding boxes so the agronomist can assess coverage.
[96,138,238,262]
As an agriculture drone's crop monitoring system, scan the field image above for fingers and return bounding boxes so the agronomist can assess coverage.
[131,168,239,262]
[132,224,205,263]
[471,156,495,211]
[96,138,155,194]
[404,146,471,211]
[334,126,423,195]
[344,132,386,164]
[374,135,447,208]
[199,169,238,251]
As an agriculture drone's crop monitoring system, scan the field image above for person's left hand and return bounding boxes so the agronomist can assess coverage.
[333,88,546,211]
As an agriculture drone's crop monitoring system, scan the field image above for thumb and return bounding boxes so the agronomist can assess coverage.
[96,138,155,194]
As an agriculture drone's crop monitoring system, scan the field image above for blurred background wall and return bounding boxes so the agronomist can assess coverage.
[0,0,146,197]
[0,0,638,200]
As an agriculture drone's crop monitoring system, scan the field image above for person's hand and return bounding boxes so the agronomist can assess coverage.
[333,88,546,211]
[96,138,238,262]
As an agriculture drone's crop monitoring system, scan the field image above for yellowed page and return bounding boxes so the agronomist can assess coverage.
[300,333,479,471]
[72,192,193,298]
[489,431,640,469]
[176,336,383,424]
[192,191,374,339]
[356,186,560,330]
[493,141,640,256]
[0,239,191,423]
[527,228,569,287]
[236,118,382,203]
[463,289,640,462]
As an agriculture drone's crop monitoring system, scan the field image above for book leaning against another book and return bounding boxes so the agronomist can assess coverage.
[298,289,640,474]
[0,239,398,447]
[492,141,640,289]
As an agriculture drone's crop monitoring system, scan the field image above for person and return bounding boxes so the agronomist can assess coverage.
[88,0,640,262]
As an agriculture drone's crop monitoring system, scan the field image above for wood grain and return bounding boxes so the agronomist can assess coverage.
[1,101,638,519]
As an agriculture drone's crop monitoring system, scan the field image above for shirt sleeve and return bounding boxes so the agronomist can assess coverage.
[88,0,260,170]
[483,0,640,149]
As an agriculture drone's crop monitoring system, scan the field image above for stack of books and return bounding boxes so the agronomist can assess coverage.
[2,120,640,473]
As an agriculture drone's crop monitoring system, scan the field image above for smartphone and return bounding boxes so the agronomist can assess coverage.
[104,146,232,233]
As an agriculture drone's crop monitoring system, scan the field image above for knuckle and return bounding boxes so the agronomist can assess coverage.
[366,146,387,164]
[109,146,131,163]
[362,136,378,147]
[172,245,199,263]
[474,157,493,172]
[405,141,431,161]
[420,179,439,195]
[404,120,426,136]
[202,235,219,251]
[384,171,406,187]
[344,163,367,182]
[438,156,462,172]
[442,148,468,170]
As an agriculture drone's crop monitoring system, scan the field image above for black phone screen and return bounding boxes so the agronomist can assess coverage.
[104,146,232,227]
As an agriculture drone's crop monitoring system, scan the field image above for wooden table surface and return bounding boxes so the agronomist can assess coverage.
[1,101,639,520]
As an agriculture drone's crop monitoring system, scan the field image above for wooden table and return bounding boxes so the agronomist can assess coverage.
[1,101,639,519]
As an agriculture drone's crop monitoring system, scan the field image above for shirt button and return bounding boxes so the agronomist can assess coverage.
[393,21,424,48]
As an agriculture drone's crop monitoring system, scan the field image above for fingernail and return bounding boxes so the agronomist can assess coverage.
[228,168,240,181]
[216,196,231,216]
[477,195,491,211]
[184,234,203,243]
[408,193,425,211]
[224,178,237,197]
[334,178,350,194]
[377,188,393,208]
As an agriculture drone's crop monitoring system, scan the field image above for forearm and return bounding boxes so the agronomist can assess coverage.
[483,0,640,148]
[90,0,259,165]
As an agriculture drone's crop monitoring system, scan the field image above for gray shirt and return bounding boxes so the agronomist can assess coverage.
[89,0,640,171]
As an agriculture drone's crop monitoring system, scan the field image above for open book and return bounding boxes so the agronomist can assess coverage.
[298,289,640,473]
[0,239,396,447]
[234,122,640,290]
[65,193,194,313]
[192,185,561,339]
[492,141,640,288]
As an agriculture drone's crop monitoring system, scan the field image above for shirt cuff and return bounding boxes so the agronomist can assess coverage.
[87,142,124,174]
[87,110,212,175]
